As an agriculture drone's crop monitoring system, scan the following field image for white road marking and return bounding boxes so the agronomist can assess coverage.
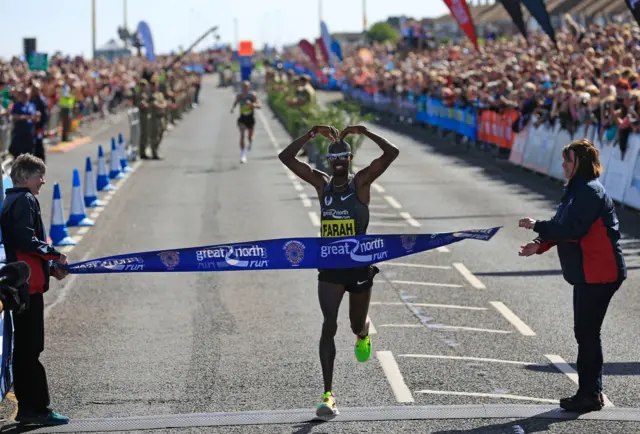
[452,262,486,289]
[292,181,304,192]
[545,354,614,407]
[414,390,559,404]
[377,351,415,403]
[397,354,540,366]
[369,204,389,210]
[258,110,282,151]
[308,211,321,227]
[77,227,90,235]
[369,221,407,228]
[372,183,385,193]
[381,262,452,270]
[286,171,296,181]
[370,301,488,311]
[367,316,377,335]
[426,324,512,334]
[299,193,312,208]
[384,196,402,209]
[90,209,102,219]
[399,211,421,228]
[370,212,399,218]
[389,280,463,288]
[379,324,422,328]
[490,302,536,336]
[437,246,451,253]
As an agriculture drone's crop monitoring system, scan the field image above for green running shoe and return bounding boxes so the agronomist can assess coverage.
[355,334,371,362]
[316,391,339,417]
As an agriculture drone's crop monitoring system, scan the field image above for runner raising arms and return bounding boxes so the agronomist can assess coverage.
[230,81,261,163]
[278,124,399,417]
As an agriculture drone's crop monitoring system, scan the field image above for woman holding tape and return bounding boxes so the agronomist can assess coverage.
[518,138,626,413]
[279,124,399,417]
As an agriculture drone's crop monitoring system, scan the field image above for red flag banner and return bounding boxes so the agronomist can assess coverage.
[443,0,479,51]
[298,39,319,69]
[316,37,330,64]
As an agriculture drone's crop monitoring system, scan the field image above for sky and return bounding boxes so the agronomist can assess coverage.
[0,0,449,60]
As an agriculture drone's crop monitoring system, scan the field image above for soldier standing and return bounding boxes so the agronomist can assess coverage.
[134,79,150,159]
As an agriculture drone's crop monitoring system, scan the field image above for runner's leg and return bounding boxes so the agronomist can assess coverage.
[349,288,372,337]
[318,281,345,393]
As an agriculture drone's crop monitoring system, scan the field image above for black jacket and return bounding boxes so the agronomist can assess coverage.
[0,188,61,294]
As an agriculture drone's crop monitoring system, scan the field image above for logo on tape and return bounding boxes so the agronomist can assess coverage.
[400,235,417,252]
[158,251,180,270]
[283,240,305,266]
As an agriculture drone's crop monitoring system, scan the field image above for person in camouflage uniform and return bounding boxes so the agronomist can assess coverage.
[149,75,167,160]
[133,79,150,159]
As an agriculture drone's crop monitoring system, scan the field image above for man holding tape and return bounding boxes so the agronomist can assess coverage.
[279,124,399,417]
[1,154,70,426]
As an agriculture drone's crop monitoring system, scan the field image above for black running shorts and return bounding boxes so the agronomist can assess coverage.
[318,265,380,293]
[237,114,255,129]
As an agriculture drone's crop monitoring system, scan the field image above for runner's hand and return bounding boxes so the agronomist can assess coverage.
[311,125,339,140]
[519,242,540,257]
[340,125,368,139]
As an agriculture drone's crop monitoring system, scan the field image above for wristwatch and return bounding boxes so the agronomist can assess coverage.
[308,129,316,138]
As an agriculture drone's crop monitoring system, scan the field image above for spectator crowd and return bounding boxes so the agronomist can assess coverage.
[275,14,640,159]
[0,51,224,162]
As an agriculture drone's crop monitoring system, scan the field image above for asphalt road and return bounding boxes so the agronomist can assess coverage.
[1,80,639,433]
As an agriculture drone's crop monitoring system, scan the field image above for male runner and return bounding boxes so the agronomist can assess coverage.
[230,81,261,163]
[278,124,399,417]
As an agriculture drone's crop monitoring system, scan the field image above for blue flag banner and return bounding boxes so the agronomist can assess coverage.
[67,228,500,274]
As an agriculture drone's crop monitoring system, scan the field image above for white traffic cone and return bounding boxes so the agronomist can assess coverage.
[67,169,95,227]
[118,134,133,172]
[96,145,115,191]
[49,183,76,246]
[109,140,126,180]
[84,157,105,208]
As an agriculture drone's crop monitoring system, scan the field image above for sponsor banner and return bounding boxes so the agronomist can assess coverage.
[66,228,501,274]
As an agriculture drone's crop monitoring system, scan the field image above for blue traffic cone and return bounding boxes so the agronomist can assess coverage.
[67,169,95,227]
[84,157,105,208]
[118,133,133,172]
[96,145,115,191]
[109,140,126,180]
[50,183,76,246]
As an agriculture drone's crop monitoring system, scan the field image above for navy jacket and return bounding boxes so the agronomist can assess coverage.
[1,188,62,294]
[534,177,627,285]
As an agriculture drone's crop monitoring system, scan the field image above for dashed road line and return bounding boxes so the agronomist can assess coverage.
[381,262,452,270]
[367,315,377,335]
[397,354,539,366]
[369,222,408,228]
[377,351,415,403]
[426,324,512,334]
[384,196,402,210]
[372,183,385,193]
[490,302,536,336]
[308,211,321,227]
[292,181,304,192]
[399,211,421,228]
[453,262,486,289]
[370,301,487,311]
[369,204,390,210]
[414,390,559,404]
[388,280,464,288]
[437,246,451,253]
[370,211,399,218]
[299,193,312,208]
[545,354,614,407]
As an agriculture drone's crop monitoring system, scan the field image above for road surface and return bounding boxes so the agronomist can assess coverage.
[1,80,639,433]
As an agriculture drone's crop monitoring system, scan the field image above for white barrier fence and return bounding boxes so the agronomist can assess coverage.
[509,122,640,211]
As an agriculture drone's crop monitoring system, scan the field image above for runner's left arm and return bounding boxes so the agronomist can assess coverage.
[344,126,399,185]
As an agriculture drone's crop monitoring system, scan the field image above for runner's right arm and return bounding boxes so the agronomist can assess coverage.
[230,95,238,113]
[278,126,337,190]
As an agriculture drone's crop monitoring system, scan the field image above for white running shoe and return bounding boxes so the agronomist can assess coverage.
[240,150,247,163]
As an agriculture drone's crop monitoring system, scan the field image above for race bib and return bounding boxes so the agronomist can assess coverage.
[322,219,355,237]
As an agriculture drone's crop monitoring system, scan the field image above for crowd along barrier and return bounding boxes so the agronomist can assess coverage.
[340,84,640,212]
[510,121,640,211]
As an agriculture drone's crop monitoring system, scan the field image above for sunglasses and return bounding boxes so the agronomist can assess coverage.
[326,152,351,161]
